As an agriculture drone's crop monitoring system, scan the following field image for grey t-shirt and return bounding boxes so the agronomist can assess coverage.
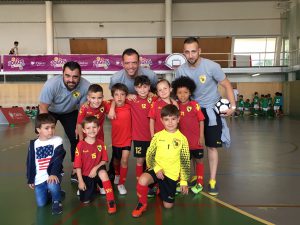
[175,58,226,109]
[109,67,158,94]
[39,75,90,114]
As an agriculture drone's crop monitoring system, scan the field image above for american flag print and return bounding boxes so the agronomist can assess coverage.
[36,145,54,171]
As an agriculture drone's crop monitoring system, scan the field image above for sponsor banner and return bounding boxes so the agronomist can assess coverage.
[0,107,30,124]
[3,54,172,72]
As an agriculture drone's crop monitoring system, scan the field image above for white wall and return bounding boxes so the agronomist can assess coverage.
[0,1,282,55]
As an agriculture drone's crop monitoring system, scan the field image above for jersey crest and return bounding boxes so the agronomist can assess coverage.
[100,106,105,113]
[199,75,206,84]
[97,145,102,152]
[172,138,181,148]
[73,91,80,98]
[147,97,152,104]
[187,106,192,112]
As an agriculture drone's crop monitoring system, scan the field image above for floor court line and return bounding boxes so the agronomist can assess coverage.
[201,192,275,225]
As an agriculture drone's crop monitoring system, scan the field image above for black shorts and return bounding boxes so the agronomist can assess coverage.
[133,140,150,158]
[79,175,102,202]
[112,146,131,160]
[146,170,177,203]
[190,149,204,159]
[202,108,222,148]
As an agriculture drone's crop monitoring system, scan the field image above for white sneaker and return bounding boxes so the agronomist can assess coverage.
[114,175,120,185]
[117,184,127,195]
[99,187,106,195]
[77,189,80,196]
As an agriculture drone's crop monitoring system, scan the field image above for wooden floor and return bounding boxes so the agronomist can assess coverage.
[0,116,299,225]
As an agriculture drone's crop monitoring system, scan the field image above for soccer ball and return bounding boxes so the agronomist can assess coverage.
[215,98,230,114]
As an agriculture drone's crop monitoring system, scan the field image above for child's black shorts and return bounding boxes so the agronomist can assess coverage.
[146,170,177,203]
[133,140,150,158]
[190,149,204,159]
[112,146,131,160]
[79,175,102,203]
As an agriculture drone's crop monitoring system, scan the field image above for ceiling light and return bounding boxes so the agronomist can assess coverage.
[251,73,260,77]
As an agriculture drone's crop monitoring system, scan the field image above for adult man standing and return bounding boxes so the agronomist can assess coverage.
[175,37,236,196]
[39,61,90,182]
[109,48,158,94]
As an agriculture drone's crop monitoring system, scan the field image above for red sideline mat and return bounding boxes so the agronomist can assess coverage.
[0,107,30,124]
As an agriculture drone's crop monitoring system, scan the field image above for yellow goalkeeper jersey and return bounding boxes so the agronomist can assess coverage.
[146,129,190,186]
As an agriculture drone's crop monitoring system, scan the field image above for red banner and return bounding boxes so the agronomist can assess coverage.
[0,107,30,124]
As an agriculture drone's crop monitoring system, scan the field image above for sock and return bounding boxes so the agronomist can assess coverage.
[102,180,115,202]
[136,183,148,205]
[114,164,120,176]
[119,166,128,185]
[196,163,204,186]
[136,165,144,180]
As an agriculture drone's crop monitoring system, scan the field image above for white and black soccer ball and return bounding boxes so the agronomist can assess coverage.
[215,98,231,114]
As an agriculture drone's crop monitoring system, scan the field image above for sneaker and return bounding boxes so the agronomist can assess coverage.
[77,189,80,196]
[70,173,78,183]
[147,186,158,198]
[117,184,127,195]
[175,182,181,195]
[132,202,147,218]
[208,180,219,196]
[107,200,117,214]
[52,201,63,215]
[114,175,120,185]
[99,188,106,195]
[191,183,203,194]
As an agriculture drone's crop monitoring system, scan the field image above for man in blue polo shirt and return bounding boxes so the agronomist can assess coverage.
[39,61,90,182]
[109,48,158,94]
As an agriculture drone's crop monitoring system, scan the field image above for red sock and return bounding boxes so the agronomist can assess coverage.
[114,164,120,175]
[136,183,148,205]
[136,165,144,180]
[119,166,128,185]
[102,180,115,202]
[196,163,204,186]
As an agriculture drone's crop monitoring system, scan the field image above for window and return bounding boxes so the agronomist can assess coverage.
[234,38,277,66]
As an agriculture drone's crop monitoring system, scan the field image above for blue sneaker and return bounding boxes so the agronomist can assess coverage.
[52,201,63,215]
[208,180,218,196]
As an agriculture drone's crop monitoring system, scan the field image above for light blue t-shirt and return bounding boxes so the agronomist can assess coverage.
[39,75,90,114]
[175,58,226,108]
[109,67,158,94]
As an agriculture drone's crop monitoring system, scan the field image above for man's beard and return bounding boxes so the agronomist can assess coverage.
[64,81,79,91]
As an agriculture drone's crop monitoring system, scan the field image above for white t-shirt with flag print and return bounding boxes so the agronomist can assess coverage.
[34,136,63,185]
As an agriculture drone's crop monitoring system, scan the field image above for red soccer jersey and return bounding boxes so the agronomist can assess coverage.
[73,139,109,176]
[178,100,205,150]
[148,98,171,133]
[77,101,109,141]
[109,103,132,147]
[128,96,157,141]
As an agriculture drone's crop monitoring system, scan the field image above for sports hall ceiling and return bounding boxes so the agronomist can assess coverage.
[0,0,278,4]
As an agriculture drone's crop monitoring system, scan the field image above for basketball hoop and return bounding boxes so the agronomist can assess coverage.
[165,53,187,70]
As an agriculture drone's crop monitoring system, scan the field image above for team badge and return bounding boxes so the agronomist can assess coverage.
[100,107,104,113]
[199,75,206,84]
[172,138,181,148]
[187,106,192,112]
[147,97,152,104]
[73,91,80,98]
[97,145,102,152]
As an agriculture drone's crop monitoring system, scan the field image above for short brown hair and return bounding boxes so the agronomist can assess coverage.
[35,113,56,133]
[161,105,179,118]
[88,84,103,94]
[81,116,99,128]
[111,83,129,96]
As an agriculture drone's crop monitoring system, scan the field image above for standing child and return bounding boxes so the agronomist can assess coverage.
[148,79,177,137]
[237,95,245,117]
[26,113,66,215]
[109,83,132,195]
[129,76,157,180]
[273,92,282,117]
[74,116,116,214]
[76,84,109,142]
[132,105,190,217]
[253,92,260,116]
[172,76,205,194]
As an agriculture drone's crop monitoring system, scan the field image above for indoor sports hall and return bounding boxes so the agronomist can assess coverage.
[0,1,299,225]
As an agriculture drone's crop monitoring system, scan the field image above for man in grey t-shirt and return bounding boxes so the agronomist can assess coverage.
[175,37,236,196]
[109,48,158,94]
[39,61,90,182]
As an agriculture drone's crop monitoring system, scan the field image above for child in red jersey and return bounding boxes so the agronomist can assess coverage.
[74,116,116,214]
[148,79,177,137]
[108,83,132,195]
[128,76,157,180]
[172,76,205,194]
[76,84,109,141]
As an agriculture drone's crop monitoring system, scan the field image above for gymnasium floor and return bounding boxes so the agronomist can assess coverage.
[1,116,299,225]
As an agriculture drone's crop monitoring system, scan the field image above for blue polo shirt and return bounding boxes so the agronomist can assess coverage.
[39,75,90,114]
[109,67,157,94]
